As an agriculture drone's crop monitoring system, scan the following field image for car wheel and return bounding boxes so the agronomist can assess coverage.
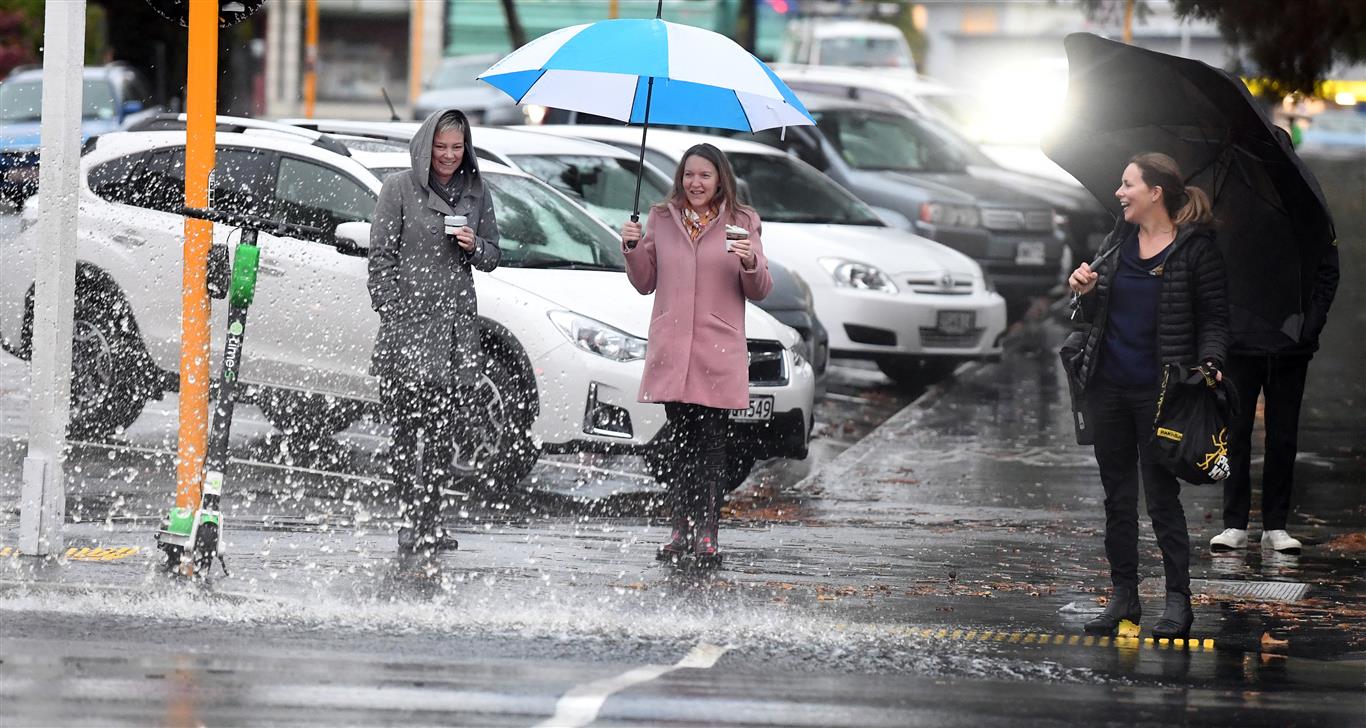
[458,337,539,490]
[876,356,959,388]
[66,289,152,440]
[257,389,365,439]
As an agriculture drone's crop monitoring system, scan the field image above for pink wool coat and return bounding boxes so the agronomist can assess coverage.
[624,202,773,410]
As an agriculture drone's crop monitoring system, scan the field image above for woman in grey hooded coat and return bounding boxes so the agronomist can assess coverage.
[367,108,501,556]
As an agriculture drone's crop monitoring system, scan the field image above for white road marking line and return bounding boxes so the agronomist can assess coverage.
[533,642,729,728]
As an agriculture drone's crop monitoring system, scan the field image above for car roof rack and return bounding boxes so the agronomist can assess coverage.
[125,113,352,157]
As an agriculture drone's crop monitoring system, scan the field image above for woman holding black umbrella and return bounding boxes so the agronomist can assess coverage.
[1068,152,1229,639]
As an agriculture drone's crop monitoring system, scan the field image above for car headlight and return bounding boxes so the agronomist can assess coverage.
[789,339,810,368]
[819,258,899,294]
[919,201,980,228]
[547,310,647,362]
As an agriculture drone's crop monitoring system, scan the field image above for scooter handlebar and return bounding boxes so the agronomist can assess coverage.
[182,206,325,240]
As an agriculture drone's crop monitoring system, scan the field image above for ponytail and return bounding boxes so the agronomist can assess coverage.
[1174,185,1213,226]
[1128,152,1215,226]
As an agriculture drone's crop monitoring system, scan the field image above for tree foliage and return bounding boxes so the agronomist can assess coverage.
[1171,0,1366,96]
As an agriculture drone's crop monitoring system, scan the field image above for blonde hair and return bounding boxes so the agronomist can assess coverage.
[1128,152,1213,226]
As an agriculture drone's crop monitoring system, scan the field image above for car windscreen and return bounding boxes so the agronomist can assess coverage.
[728,152,883,226]
[813,108,988,173]
[510,154,672,226]
[428,57,491,90]
[484,173,626,271]
[1,80,120,122]
[817,37,912,68]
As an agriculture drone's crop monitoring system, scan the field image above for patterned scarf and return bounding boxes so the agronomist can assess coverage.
[680,205,717,242]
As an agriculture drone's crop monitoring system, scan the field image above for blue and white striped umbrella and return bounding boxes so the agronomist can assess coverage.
[477,18,814,133]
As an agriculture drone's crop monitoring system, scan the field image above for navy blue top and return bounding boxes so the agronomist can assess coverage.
[1098,232,1170,387]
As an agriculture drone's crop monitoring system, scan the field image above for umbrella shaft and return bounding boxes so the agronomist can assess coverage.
[631,75,656,223]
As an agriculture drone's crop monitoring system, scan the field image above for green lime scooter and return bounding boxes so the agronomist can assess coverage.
[156,206,324,577]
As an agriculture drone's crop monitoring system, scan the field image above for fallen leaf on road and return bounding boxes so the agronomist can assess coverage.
[1261,632,1290,650]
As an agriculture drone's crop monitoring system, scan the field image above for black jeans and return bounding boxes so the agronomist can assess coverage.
[1223,354,1311,531]
[1090,381,1191,595]
[659,402,729,518]
[383,378,459,536]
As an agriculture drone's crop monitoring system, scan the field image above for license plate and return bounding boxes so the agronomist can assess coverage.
[1015,240,1047,266]
[729,395,774,422]
[936,310,975,335]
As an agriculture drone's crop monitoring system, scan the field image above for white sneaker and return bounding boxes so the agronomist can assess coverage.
[1262,530,1303,553]
[1209,528,1248,551]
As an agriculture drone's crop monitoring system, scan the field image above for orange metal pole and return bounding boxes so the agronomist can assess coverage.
[1123,0,1134,44]
[304,0,319,117]
[176,0,218,511]
[409,0,425,107]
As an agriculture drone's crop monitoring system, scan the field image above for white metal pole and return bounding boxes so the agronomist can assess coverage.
[20,0,87,557]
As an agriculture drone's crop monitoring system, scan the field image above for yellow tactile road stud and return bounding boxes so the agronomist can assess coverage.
[65,546,142,562]
[906,626,1216,652]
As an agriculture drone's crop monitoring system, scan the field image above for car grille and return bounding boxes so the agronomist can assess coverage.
[747,340,788,386]
[919,328,984,348]
[980,208,1053,232]
[905,274,974,295]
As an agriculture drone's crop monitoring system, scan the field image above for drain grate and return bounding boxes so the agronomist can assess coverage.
[1144,578,1309,603]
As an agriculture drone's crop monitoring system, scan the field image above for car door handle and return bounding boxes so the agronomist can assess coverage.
[112,233,144,248]
[257,263,285,277]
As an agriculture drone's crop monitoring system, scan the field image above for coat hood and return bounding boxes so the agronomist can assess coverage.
[409,108,481,193]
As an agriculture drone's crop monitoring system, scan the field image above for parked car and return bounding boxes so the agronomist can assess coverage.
[526,125,1009,385]
[413,54,528,125]
[658,96,1068,316]
[0,122,814,492]
[1298,109,1366,156]
[282,118,832,396]
[771,63,1083,185]
[778,19,915,69]
[0,62,159,206]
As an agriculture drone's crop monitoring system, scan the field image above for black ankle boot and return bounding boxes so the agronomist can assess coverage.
[1085,586,1142,635]
[656,486,691,561]
[693,476,722,566]
[1151,592,1194,639]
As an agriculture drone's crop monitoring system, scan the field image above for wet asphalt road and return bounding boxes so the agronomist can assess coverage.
[2,155,1364,727]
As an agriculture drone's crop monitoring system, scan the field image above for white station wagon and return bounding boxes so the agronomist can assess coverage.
[527,125,1009,384]
[0,124,815,490]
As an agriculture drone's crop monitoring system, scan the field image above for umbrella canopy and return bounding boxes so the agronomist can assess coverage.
[477,18,814,133]
[1043,33,1336,350]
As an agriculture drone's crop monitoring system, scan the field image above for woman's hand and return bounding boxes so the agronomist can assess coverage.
[454,225,476,252]
[1068,262,1099,295]
[621,221,642,248]
[728,237,757,271]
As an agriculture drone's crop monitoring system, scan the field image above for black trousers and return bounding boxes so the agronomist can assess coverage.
[1223,354,1311,531]
[1090,381,1191,595]
[659,402,729,519]
[383,378,459,536]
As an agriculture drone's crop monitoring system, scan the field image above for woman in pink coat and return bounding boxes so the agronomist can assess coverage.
[621,143,773,566]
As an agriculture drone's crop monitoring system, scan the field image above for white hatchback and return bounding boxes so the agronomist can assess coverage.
[525,125,1009,384]
[0,126,814,490]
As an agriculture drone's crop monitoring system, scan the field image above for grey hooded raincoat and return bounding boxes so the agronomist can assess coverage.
[367,109,501,387]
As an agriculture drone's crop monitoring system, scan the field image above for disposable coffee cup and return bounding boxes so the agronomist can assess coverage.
[444,214,467,235]
[725,224,748,252]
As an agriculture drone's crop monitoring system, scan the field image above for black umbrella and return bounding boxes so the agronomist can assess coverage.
[1043,32,1336,350]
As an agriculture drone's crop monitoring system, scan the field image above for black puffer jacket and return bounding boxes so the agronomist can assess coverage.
[1075,222,1231,391]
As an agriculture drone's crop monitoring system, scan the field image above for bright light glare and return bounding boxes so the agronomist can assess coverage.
[965,60,1070,147]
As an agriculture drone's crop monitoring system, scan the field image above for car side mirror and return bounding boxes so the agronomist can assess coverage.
[333,221,371,254]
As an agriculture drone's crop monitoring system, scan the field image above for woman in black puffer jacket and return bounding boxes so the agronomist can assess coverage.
[1068,152,1229,640]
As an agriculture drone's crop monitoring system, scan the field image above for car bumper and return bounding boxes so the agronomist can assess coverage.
[821,288,1008,359]
[532,342,815,460]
